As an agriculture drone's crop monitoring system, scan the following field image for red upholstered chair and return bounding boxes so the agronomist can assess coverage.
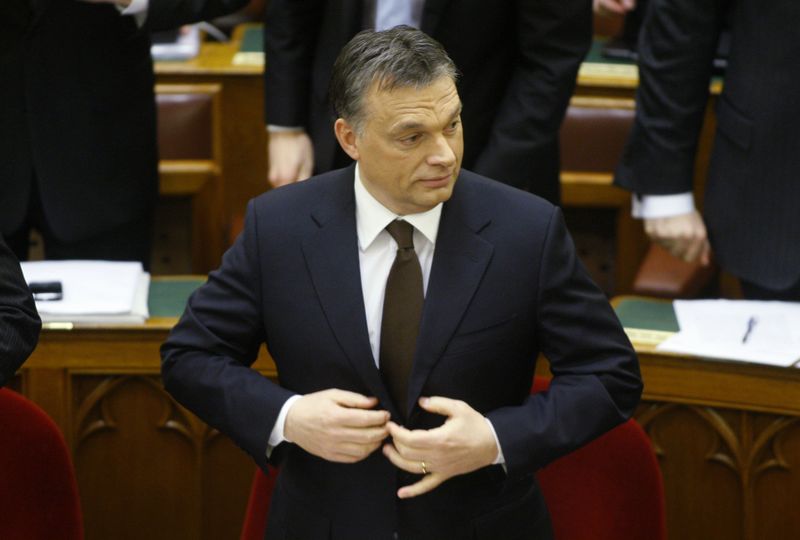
[0,388,83,540]
[534,377,666,540]
[240,378,666,540]
[240,465,277,540]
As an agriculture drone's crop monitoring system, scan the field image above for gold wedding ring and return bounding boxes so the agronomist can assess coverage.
[420,461,428,475]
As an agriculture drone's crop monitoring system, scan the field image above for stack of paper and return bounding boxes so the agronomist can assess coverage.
[21,261,150,324]
[657,300,800,367]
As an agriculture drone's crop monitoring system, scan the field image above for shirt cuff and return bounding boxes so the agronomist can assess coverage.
[266,394,302,457]
[119,0,148,27]
[632,192,695,219]
[267,125,306,133]
[484,417,505,465]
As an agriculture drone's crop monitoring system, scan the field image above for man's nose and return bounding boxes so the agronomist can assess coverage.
[427,134,456,167]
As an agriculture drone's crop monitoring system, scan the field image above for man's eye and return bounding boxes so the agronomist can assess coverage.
[401,134,420,144]
[446,120,460,132]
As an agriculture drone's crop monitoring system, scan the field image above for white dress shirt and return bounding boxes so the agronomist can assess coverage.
[268,165,504,464]
[633,192,695,219]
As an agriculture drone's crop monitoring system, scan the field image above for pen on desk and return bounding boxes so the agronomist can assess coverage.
[741,316,758,344]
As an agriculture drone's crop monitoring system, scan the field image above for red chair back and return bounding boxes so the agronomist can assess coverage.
[240,465,277,540]
[0,388,83,540]
[534,377,666,540]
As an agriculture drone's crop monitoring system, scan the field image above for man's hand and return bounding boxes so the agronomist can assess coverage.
[268,131,314,187]
[284,389,390,463]
[644,210,712,265]
[382,397,499,499]
[593,0,636,15]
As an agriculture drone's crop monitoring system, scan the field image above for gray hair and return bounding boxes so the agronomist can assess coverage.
[329,25,458,133]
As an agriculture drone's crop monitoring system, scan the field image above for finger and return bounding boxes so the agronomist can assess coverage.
[681,235,705,263]
[382,443,424,474]
[330,389,380,409]
[417,396,460,417]
[699,240,712,266]
[298,159,314,182]
[387,422,439,456]
[336,425,390,445]
[397,472,446,499]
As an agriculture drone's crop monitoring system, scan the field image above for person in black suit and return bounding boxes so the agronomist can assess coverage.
[0,0,246,266]
[615,0,800,300]
[0,236,41,387]
[163,27,641,539]
[263,0,591,205]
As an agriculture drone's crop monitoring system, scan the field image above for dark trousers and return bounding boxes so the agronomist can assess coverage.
[3,177,152,270]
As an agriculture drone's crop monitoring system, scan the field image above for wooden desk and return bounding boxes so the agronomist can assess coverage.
[616,297,800,540]
[14,277,276,540]
[16,282,798,539]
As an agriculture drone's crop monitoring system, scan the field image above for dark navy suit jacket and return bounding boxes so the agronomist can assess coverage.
[162,166,642,539]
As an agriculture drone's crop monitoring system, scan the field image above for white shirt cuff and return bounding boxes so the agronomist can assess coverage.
[267,125,306,133]
[484,417,505,465]
[266,394,302,456]
[632,192,695,219]
[119,0,148,27]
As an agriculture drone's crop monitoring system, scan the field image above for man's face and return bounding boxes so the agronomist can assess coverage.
[338,76,464,215]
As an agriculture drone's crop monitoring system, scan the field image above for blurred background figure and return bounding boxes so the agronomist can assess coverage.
[0,0,246,268]
[0,235,41,387]
[615,0,800,300]
[263,0,592,206]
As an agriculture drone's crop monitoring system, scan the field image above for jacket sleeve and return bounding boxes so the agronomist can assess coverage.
[487,208,643,478]
[262,0,326,126]
[143,0,250,32]
[0,237,41,387]
[615,0,727,194]
[472,0,591,192]
[161,200,295,470]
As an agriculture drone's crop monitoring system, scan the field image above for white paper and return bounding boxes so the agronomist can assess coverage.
[21,260,149,323]
[657,300,800,367]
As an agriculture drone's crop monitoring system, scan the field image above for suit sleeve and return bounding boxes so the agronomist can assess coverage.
[487,208,642,478]
[262,0,326,126]
[615,0,726,194]
[143,0,250,31]
[472,0,591,192]
[161,200,295,470]
[0,237,41,387]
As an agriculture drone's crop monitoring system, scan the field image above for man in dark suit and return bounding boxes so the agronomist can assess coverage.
[163,27,641,539]
[0,236,41,387]
[263,0,591,205]
[615,0,800,300]
[0,0,246,266]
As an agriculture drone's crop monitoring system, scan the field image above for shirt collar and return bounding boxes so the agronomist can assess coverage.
[354,163,442,252]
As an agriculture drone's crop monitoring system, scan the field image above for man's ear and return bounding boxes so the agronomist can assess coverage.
[334,118,360,161]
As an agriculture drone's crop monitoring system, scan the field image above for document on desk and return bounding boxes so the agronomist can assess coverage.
[21,260,150,324]
[657,300,800,367]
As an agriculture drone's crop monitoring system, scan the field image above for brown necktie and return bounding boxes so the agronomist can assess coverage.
[380,220,424,418]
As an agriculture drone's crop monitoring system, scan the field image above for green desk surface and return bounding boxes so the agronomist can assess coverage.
[613,296,679,333]
[147,280,677,334]
[148,278,204,318]
[240,28,633,66]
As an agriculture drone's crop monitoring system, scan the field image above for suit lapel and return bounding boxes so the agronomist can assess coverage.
[407,177,494,417]
[301,168,399,417]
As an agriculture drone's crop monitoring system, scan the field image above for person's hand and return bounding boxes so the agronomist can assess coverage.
[644,210,712,265]
[284,389,390,463]
[382,397,499,499]
[593,0,636,15]
[268,131,314,187]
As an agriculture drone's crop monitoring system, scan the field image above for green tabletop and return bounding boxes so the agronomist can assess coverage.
[614,297,680,333]
[148,278,204,318]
